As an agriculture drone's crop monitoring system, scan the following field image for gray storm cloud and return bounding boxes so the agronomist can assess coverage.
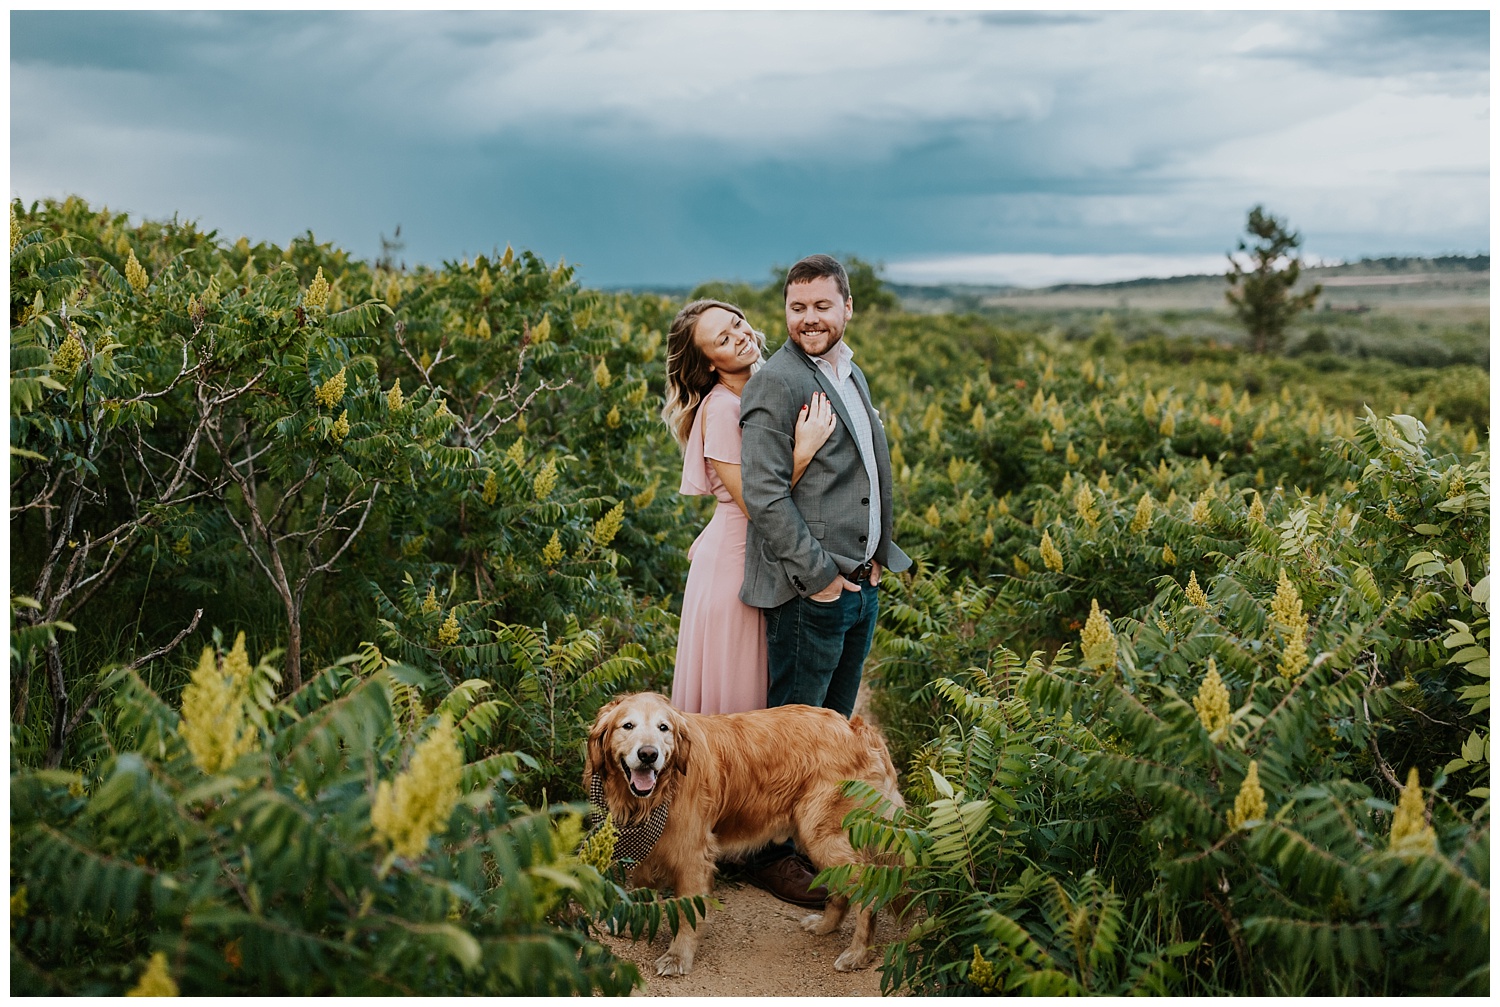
[11,10,1488,286]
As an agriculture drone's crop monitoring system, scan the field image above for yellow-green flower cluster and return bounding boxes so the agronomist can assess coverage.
[1159,411,1176,437]
[1447,468,1466,499]
[532,459,558,501]
[437,609,460,646]
[921,401,943,437]
[422,585,439,614]
[1193,658,1230,735]
[304,267,330,310]
[314,365,347,408]
[506,437,526,466]
[1390,766,1437,856]
[329,410,350,444]
[125,250,149,293]
[1247,492,1265,524]
[1039,530,1063,573]
[1271,569,1309,680]
[52,330,85,383]
[1185,571,1209,609]
[1461,428,1479,454]
[982,524,994,549]
[606,405,622,429]
[632,480,658,510]
[531,314,551,343]
[969,946,1002,993]
[126,951,179,997]
[1129,492,1154,535]
[1080,599,1116,670]
[179,644,258,775]
[925,503,941,528]
[592,502,626,547]
[370,715,464,859]
[1064,442,1080,465]
[223,631,254,687]
[947,455,965,485]
[542,529,565,567]
[481,470,499,506]
[387,380,404,412]
[12,884,28,921]
[1227,760,1267,829]
[1190,489,1213,525]
[1073,484,1099,529]
[626,381,648,407]
[475,316,491,339]
[10,203,22,252]
[593,359,612,389]
[1162,543,1177,565]
[578,814,619,872]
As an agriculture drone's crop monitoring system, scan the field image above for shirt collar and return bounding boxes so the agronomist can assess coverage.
[815,339,854,377]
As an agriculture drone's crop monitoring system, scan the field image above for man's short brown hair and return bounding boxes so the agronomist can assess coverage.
[782,254,850,302]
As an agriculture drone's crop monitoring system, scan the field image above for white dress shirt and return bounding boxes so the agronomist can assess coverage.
[812,341,880,565]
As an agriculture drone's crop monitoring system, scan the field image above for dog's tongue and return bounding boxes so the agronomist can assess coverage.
[630,767,658,794]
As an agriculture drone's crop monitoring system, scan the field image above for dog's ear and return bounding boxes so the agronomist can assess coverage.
[670,707,693,778]
[585,697,622,783]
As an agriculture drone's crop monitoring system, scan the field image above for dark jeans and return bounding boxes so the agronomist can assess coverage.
[765,572,880,718]
[745,573,879,870]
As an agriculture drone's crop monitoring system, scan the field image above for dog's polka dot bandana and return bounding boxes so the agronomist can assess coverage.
[588,773,672,866]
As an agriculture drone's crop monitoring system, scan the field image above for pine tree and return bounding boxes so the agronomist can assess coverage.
[1225,205,1322,354]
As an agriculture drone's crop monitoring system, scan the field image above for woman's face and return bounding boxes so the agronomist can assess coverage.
[692,306,759,377]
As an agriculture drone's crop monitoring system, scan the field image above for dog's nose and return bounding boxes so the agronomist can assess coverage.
[638,746,658,766]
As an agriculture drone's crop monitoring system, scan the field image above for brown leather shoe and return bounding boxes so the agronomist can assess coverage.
[745,854,828,908]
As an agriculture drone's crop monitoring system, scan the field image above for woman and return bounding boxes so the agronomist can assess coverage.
[662,299,836,715]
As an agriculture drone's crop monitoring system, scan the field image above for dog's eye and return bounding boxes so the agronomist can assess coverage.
[658,723,670,732]
[622,722,634,730]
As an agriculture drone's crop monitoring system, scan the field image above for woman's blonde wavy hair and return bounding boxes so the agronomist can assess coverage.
[660,298,766,448]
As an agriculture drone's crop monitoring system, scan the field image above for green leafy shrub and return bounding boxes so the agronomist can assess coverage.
[8,635,715,995]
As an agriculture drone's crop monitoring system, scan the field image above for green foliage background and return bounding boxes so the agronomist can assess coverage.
[10,196,1489,995]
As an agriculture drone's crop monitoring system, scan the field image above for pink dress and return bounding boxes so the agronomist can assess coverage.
[670,384,768,715]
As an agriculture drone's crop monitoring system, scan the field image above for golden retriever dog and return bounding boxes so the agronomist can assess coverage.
[584,691,904,977]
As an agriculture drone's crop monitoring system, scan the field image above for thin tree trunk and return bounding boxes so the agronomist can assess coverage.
[43,638,71,769]
[284,600,303,693]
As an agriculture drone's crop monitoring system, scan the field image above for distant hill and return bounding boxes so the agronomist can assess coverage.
[888,255,1489,316]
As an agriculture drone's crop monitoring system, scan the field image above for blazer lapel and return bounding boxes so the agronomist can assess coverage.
[789,341,859,441]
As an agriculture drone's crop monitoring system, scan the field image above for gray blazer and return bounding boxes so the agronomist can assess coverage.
[738,339,911,608]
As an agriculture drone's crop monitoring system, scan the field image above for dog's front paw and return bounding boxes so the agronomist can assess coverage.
[655,950,693,977]
[834,947,875,972]
[801,912,838,935]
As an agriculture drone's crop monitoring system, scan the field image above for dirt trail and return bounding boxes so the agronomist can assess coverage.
[597,878,904,997]
[595,683,907,997]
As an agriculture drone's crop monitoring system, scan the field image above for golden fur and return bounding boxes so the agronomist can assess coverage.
[584,691,904,976]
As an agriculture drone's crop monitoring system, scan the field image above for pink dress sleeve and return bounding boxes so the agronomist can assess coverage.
[678,386,740,498]
[700,388,742,465]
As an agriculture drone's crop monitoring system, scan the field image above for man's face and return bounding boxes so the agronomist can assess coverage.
[784,275,853,358]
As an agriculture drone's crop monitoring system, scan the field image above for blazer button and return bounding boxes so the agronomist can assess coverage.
[861,497,869,506]
[858,535,867,543]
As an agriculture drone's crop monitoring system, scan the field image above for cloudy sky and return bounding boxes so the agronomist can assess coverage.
[10,10,1490,288]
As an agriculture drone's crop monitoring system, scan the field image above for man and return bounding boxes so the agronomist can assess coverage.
[735,253,911,904]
